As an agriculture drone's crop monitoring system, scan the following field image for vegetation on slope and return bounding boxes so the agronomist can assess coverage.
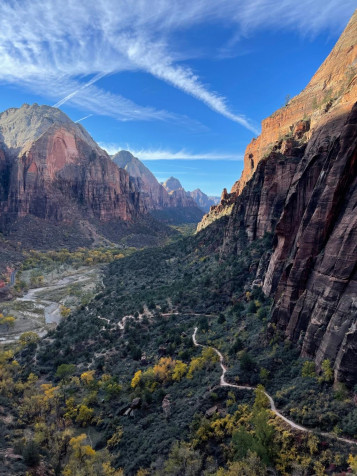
[0,220,356,474]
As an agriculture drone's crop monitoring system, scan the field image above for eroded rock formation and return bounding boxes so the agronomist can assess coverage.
[199,8,357,231]
[199,10,357,385]
[0,104,146,246]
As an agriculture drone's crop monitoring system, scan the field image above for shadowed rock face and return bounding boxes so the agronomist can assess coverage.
[200,11,357,385]
[199,9,357,232]
[220,106,357,386]
[266,106,357,387]
[113,153,204,219]
[0,104,146,242]
[187,189,218,213]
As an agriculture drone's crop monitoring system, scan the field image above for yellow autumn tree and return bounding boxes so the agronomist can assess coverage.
[80,370,96,386]
[131,370,142,388]
[153,357,176,382]
[63,434,122,476]
[172,361,188,381]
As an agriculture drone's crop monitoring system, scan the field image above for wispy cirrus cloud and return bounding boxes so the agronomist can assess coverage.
[74,114,93,123]
[99,143,243,161]
[0,0,354,130]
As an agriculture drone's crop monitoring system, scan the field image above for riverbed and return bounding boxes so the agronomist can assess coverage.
[0,266,102,344]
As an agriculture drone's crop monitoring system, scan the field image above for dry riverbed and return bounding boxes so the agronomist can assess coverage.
[0,265,103,344]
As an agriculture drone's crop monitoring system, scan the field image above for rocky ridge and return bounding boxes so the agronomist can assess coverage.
[0,104,154,247]
[161,176,197,208]
[112,153,204,223]
[186,189,219,213]
[198,9,357,231]
[199,10,357,385]
[113,152,200,210]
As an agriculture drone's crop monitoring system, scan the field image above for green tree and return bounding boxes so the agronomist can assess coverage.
[164,442,202,476]
[319,359,333,383]
[253,385,270,411]
[218,313,226,324]
[56,364,76,390]
[301,360,316,378]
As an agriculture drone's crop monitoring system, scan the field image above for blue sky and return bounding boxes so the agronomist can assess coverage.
[0,1,355,196]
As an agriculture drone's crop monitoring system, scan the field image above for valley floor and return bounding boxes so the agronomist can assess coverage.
[0,229,356,475]
[0,265,102,344]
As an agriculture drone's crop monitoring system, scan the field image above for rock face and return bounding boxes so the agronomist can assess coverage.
[187,189,219,213]
[199,9,357,231]
[162,176,198,208]
[0,104,147,246]
[113,153,204,222]
[113,150,170,210]
[201,11,357,385]
[266,105,357,387]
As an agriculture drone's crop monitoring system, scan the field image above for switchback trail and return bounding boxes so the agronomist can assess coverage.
[192,327,357,446]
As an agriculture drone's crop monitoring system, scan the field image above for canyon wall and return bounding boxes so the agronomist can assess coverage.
[200,10,357,385]
[0,104,147,245]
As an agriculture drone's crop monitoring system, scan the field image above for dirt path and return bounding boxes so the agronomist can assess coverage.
[192,327,357,446]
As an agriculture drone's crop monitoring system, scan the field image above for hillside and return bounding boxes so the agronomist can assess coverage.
[113,152,204,224]
[0,105,172,251]
[0,9,356,476]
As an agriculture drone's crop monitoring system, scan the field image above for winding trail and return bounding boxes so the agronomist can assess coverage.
[193,327,357,446]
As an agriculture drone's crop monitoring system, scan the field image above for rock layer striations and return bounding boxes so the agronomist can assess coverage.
[199,10,357,385]
[0,104,146,245]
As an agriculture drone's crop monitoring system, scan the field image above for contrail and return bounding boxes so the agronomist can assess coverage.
[75,114,93,123]
[53,73,107,108]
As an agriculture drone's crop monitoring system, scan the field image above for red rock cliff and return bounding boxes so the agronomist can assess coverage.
[199,9,357,231]
[0,104,146,245]
[202,11,357,385]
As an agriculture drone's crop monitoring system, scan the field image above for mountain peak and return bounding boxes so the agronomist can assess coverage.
[0,103,98,155]
[113,150,158,185]
[162,176,183,192]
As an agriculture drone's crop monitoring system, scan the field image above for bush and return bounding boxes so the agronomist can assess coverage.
[23,440,41,467]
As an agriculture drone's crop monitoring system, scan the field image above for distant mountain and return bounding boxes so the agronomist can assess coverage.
[113,152,204,224]
[162,176,183,193]
[161,176,197,208]
[0,104,167,248]
[187,189,219,213]
[162,177,219,213]
[113,150,170,210]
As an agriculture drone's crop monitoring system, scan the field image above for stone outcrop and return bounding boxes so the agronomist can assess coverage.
[187,189,219,213]
[162,176,199,208]
[113,153,204,221]
[197,188,236,231]
[199,8,357,231]
[200,10,357,385]
[0,104,147,246]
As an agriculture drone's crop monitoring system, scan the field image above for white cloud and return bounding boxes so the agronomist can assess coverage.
[0,0,354,130]
[74,114,93,123]
[99,143,243,161]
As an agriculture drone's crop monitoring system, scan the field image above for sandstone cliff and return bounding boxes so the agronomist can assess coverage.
[199,8,357,231]
[200,11,357,385]
[112,153,204,223]
[0,104,154,247]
